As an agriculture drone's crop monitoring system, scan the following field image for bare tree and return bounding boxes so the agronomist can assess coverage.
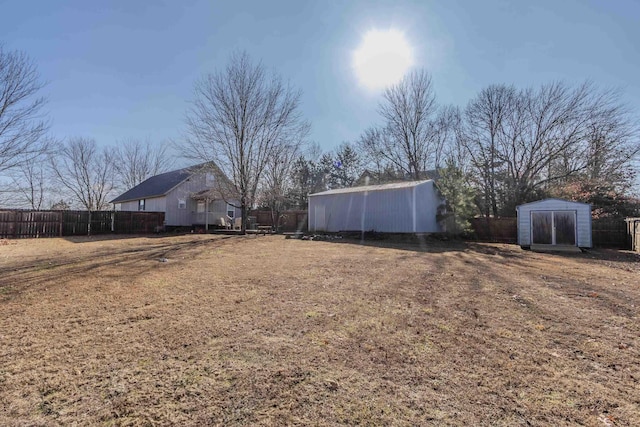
[183,51,309,232]
[460,85,517,216]
[459,81,640,215]
[10,160,49,210]
[259,134,305,230]
[113,138,174,190]
[0,45,49,177]
[359,70,450,180]
[50,138,115,234]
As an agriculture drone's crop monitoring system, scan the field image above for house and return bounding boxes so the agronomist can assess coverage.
[516,198,592,250]
[308,180,445,233]
[110,164,241,228]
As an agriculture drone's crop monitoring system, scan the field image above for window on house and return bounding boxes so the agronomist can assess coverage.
[138,199,145,211]
[206,173,215,186]
[226,203,235,218]
[178,199,186,209]
[197,201,205,213]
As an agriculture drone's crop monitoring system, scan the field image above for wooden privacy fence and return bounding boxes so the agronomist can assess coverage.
[470,217,518,243]
[470,216,630,248]
[249,210,308,232]
[0,210,165,238]
[591,218,628,248]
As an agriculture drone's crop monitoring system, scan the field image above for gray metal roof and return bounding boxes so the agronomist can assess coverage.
[309,180,433,197]
[515,198,591,210]
[110,166,195,203]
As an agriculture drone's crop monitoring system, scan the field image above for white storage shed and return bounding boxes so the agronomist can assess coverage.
[516,198,592,249]
[308,180,445,233]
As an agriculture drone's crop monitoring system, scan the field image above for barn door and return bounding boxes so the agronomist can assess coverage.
[531,210,576,245]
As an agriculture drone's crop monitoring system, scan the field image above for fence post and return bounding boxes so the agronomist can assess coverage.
[12,210,18,238]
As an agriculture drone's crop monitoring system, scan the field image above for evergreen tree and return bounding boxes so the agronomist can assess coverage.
[436,159,477,234]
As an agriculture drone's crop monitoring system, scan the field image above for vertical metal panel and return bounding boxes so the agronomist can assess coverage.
[308,181,443,233]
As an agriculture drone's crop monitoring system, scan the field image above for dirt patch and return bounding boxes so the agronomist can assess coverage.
[1,235,639,425]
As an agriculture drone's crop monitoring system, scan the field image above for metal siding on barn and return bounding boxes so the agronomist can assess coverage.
[308,180,443,233]
[516,199,591,248]
[415,181,443,232]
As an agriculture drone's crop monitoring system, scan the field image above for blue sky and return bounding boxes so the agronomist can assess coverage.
[2,0,639,158]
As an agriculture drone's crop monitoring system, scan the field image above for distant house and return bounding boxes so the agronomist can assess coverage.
[110,164,240,228]
[308,180,445,233]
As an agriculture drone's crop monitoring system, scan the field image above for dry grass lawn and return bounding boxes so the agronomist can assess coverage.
[0,234,639,426]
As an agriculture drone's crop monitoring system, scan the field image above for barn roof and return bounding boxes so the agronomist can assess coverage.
[309,180,433,197]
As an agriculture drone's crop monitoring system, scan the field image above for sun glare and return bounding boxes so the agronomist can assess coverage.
[352,28,414,91]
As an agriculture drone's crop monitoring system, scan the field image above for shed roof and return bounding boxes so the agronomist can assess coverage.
[309,180,433,197]
[516,198,591,210]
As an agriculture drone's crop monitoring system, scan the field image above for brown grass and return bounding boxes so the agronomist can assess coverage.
[1,234,639,426]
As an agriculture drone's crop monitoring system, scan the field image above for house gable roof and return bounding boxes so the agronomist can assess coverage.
[110,167,194,203]
[309,180,433,197]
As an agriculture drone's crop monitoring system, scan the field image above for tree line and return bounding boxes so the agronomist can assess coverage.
[2,45,639,233]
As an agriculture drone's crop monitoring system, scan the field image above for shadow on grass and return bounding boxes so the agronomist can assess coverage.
[577,247,640,265]
[0,235,239,299]
[321,235,505,255]
[61,232,188,244]
[305,234,639,264]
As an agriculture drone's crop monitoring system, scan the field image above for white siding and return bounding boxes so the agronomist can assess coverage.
[119,200,138,211]
[118,197,165,212]
[308,181,443,233]
[165,173,207,226]
[145,197,166,212]
[516,199,592,248]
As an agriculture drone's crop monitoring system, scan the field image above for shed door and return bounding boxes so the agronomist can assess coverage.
[531,210,576,246]
[554,211,576,245]
[531,212,552,244]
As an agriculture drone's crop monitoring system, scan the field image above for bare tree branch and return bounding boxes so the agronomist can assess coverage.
[0,44,49,177]
[183,51,309,232]
[50,137,116,213]
[358,70,452,181]
[113,138,174,191]
[458,81,640,215]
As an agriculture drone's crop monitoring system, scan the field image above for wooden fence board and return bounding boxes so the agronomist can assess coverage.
[0,210,165,238]
[470,217,518,243]
[591,218,628,248]
[470,216,629,248]
[248,210,308,232]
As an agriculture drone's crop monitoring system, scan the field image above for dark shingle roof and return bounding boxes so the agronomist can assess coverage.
[110,167,194,203]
